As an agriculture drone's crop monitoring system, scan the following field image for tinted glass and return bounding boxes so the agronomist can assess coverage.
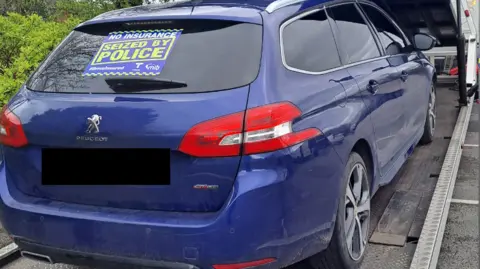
[328,4,380,64]
[282,9,341,72]
[360,4,406,55]
[27,20,262,94]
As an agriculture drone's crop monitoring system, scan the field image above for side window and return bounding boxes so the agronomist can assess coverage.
[328,4,381,64]
[360,4,407,55]
[282,9,341,72]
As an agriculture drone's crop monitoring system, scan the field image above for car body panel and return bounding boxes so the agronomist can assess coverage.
[1,134,344,268]
[400,53,431,138]
[346,59,406,177]
[0,0,435,268]
[5,85,251,212]
[77,4,263,28]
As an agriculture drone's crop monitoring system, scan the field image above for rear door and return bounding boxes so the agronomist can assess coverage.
[327,3,407,176]
[359,3,429,144]
[4,19,263,212]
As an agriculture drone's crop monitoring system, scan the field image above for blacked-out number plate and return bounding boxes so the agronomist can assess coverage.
[41,148,170,185]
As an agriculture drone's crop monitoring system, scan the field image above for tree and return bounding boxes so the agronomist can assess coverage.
[113,0,144,8]
[0,0,56,17]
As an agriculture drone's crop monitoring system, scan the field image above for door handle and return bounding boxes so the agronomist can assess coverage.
[367,80,379,94]
[400,71,409,81]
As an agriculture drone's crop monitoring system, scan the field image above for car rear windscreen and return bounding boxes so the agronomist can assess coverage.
[26,20,262,94]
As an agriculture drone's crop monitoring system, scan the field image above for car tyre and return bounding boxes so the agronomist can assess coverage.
[308,152,371,269]
[420,84,436,145]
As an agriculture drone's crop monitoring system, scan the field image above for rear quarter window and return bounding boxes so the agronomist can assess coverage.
[27,20,263,94]
[281,9,342,73]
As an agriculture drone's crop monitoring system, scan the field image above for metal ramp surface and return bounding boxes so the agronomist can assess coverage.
[360,84,460,269]
[436,104,479,269]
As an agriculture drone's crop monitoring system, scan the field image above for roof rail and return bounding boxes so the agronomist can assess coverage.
[265,0,305,13]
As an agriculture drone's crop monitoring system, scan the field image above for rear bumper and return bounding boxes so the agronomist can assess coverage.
[15,239,199,269]
[0,139,344,268]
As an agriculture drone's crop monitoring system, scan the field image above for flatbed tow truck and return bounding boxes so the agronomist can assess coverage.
[0,0,478,268]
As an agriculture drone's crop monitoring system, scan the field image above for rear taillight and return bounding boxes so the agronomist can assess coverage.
[179,102,321,157]
[0,106,28,147]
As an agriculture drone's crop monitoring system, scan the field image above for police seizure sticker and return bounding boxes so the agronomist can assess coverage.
[83,29,182,77]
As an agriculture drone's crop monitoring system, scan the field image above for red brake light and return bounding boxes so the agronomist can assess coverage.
[0,106,28,147]
[179,102,321,157]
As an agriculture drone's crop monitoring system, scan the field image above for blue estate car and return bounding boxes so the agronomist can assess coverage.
[0,0,437,268]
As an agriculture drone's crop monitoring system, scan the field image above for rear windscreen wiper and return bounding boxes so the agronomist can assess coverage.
[105,77,188,92]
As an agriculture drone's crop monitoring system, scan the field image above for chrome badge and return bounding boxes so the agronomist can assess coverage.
[76,114,108,142]
[86,114,102,134]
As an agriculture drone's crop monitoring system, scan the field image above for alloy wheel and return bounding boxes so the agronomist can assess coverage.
[344,163,370,261]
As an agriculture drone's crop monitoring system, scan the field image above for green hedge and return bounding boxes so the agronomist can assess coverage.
[0,0,144,19]
[53,0,142,21]
[0,0,145,106]
[0,13,80,104]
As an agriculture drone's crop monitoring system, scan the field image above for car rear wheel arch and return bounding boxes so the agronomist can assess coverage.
[351,139,374,189]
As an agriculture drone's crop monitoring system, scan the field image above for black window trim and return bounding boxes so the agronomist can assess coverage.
[327,2,384,64]
[356,1,412,51]
[279,3,390,75]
